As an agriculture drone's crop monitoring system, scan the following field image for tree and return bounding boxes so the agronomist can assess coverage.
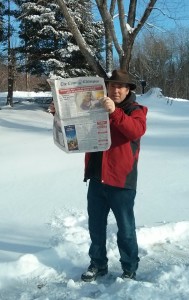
[16,0,104,78]
[0,2,4,42]
[172,29,189,99]
[6,0,17,106]
[0,0,20,106]
[131,33,172,90]
[129,26,189,99]
[56,0,158,77]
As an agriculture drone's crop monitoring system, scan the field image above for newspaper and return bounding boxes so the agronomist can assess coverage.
[48,76,111,153]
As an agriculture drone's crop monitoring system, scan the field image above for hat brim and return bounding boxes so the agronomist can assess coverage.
[105,79,136,90]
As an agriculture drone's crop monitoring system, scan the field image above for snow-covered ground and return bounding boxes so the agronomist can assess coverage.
[0,89,189,299]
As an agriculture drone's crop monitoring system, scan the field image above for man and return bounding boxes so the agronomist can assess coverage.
[81,69,148,282]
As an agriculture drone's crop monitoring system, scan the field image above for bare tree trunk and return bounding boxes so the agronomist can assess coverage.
[56,0,158,74]
[105,27,113,73]
[56,0,106,77]
[96,0,158,71]
[25,54,30,91]
[6,0,14,107]
[26,71,30,91]
[119,0,158,70]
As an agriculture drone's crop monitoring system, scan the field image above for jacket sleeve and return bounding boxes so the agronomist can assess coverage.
[109,106,148,141]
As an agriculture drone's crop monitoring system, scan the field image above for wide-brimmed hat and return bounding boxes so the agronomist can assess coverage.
[105,69,136,90]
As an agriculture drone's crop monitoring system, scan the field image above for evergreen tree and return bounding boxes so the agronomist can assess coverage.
[16,0,104,78]
[0,2,4,43]
[0,2,4,63]
[0,1,8,45]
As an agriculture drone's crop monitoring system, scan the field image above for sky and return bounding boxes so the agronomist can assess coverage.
[142,0,189,29]
[111,0,189,50]
[0,88,189,299]
[92,0,189,30]
[5,0,189,48]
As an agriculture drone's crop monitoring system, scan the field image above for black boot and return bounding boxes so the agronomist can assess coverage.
[121,270,136,280]
[81,263,108,282]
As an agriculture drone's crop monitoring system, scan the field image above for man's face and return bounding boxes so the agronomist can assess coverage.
[107,82,130,104]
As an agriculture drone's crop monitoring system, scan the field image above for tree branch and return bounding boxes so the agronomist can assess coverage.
[55,0,106,76]
[95,0,123,57]
[133,0,158,38]
[127,0,137,27]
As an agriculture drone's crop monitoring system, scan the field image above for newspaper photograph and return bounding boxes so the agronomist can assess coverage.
[48,76,111,153]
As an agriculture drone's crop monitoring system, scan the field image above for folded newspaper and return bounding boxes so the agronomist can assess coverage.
[48,76,111,153]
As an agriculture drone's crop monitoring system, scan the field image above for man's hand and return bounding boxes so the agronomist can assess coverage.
[48,101,55,115]
[101,97,115,114]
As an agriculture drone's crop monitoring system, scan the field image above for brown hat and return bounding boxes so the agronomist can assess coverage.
[105,69,136,90]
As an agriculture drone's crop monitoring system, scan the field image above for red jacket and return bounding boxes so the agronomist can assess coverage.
[84,100,148,189]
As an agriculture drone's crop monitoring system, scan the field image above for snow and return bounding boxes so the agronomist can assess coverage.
[0,88,189,299]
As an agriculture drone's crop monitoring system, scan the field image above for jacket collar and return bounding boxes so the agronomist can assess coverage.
[116,91,136,111]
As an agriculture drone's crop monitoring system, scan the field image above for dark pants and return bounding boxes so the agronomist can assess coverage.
[87,179,139,272]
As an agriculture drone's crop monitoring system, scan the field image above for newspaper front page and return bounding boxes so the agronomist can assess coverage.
[48,76,111,153]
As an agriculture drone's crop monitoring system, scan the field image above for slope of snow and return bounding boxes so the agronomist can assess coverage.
[0,89,189,299]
